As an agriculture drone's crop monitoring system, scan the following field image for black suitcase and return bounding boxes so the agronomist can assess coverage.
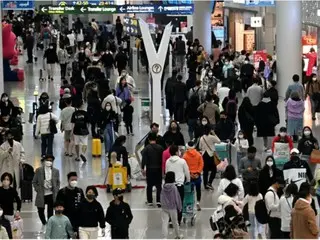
[20,180,33,202]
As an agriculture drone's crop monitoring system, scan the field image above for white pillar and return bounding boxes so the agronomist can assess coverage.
[68,14,73,31]
[0,8,3,94]
[276,1,302,97]
[193,0,214,53]
[264,11,275,54]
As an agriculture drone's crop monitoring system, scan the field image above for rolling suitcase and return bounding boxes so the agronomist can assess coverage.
[92,138,102,157]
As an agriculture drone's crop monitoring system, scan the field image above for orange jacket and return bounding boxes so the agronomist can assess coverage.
[183,149,204,174]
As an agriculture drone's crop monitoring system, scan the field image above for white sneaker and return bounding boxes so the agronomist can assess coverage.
[40,224,46,233]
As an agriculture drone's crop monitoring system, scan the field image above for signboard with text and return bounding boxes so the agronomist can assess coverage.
[39,4,194,15]
[253,50,267,68]
[123,17,140,36]
[2,0,34,10]
[57,1,115,6]
[245,0,275,7]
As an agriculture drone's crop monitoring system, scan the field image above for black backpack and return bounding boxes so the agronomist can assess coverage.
[255,189,275,224]
[189,87,201,108]
[226,98,237,116]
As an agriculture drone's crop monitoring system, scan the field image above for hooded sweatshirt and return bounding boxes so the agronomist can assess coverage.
[286,98,304,119]
[160,183,182,211]
[165,156,190,186]
[291,198,319,239]
[183,148,203,175]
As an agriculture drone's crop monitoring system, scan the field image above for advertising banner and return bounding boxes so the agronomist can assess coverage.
[253,50,267,68]
[273,142,290,170]
[2,0,34,10]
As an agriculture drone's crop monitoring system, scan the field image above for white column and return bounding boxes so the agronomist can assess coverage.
[193,0,214,53]
[0,8,3,94]
[276,1,302,97]
[68,14,73,31]
[264,11,275,54]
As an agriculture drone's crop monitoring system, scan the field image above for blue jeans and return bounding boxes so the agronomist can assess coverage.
[41,134,54,156]
[104,123,114,154]
[187,118,198,140]
[287,118,303,136]
[249,213,263,239]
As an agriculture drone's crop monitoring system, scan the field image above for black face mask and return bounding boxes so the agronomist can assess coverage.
[55,210,63,215]
[118,196,124,202]
[86,194,95,200]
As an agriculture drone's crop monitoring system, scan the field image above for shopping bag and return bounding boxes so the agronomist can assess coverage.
[217,158,229,172]
[11,218,23,239]
[273,142,290,169]
[310,149,320,164]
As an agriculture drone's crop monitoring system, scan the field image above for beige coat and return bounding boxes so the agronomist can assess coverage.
[0,140,25,189]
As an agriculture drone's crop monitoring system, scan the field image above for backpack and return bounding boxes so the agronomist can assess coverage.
[255,189,275,224]
[189,87,201,107]
[210,204,226,237]
[226,98,237,116]
[227,68,236,79]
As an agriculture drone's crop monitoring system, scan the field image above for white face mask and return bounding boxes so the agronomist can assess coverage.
[106,106,111,111]
[244,60,249,64]
[313,77,317,81]
[2,97,8,102]
[69,180,78,188]
[45,161,52,167]
[266,161,273,167]
[201,120,208,126]
[0,210,3,216]
[225,62,229,65]
[238,134,244,139]
[280,132,286,137]
[304,131,311,136]
[2,180,10,187]
[208,72,213,77]
[80,50,84,53]
[49,46,53,49]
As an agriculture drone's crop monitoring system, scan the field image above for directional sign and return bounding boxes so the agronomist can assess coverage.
[57,1,115,6]
[123,17,140,36]
[245,0,275,7]
[2,0,34,10]
[39,4,194,15]
[152,64,162,74]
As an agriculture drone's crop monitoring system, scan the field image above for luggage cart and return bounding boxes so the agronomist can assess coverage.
[182,183,196,226]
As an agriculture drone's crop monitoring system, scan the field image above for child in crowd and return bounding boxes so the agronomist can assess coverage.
[122,101,134,136]
[45,202,74,239]
[280,183,298,238]
[160,172,182,239]
[235,130,249,175]
[242,182,263,239]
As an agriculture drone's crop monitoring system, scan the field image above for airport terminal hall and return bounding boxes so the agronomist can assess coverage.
[2,0,320,239]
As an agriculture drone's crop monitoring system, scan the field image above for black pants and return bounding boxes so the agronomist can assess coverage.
[125,122,133,134]
[146,169,162,203]
[176,185,184,224]
[268,217,282,239]
[191,178,201,202]
[243,126,254,146]
[241,76,252,93]
[37,194,54,225]
[91,120,98,137]
[41,134,54,156]
[174,102,184,123]
[202,152,216,188]
[281,231,290,239]
[27,47,33,62]
[60,63,67,78]
[117,66,126,76]
[111,227,129,239]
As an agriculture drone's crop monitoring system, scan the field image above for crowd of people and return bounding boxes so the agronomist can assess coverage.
[0,9,320,240]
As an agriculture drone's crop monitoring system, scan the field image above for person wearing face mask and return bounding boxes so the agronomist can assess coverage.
[100,102,117,156]
[67,30,76,54]
[115,47,128,76]
[56,172,84,233]
[0,130,25,191]
[197,94,220,128]
[215,111,235,142]
[305,73,320,120]
[255,92,279,151]
[115,70,136,95]
[264,177,285,239]
[76,46,90,76]
[100,49,114,80]
[43,43,59,81]
[222,57,234,81]
[298,126,319,175]
[235,130,249,175]
[291,182,319,239]
[163,120,185,147]
[0,93,14,116]
[271,127,294,153]
[45,201,74,239]
[144,122,165,148]
[258,156,283,196]
[105,188,133,239]
[0,173,21,222]
[194,116,211,140]
[77,186,106,239]
[283,149,313,190]
[0,208,11,239]
[32,155,60,230]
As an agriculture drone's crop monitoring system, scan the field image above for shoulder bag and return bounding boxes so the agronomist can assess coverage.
[49,114,58,134]
[202,136,220,166]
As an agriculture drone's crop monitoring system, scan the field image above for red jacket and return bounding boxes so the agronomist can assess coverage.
[272,135,294,152]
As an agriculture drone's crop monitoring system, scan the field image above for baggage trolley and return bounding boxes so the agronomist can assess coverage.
[182,182,196,226]
[214,142,232,177]
[106,162,131,193]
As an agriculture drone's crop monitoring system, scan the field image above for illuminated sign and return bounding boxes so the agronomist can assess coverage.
[40,4,194,15]
[2,0,34,10]
[245,0,275,7]
[302,35,317,46]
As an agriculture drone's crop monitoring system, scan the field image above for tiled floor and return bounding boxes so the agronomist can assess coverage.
[4,50,320,239]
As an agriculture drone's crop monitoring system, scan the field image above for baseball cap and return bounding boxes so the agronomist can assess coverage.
[290,148,300,155]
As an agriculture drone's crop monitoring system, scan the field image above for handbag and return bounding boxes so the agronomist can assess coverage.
[49,114,57,134]
[202,136,221,166]
[310,149,320,164]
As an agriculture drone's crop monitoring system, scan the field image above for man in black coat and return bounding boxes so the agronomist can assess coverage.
[173,75,187,123]
[25,31,34,63]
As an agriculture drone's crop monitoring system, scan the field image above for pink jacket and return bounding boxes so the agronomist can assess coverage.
[306,52,317,76]
[162,148,171,174]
